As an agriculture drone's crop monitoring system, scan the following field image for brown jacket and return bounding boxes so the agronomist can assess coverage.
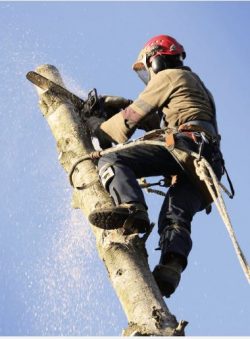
[101,67,216,143]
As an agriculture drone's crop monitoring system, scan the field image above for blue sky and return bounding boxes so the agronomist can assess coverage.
[1,1,250,336]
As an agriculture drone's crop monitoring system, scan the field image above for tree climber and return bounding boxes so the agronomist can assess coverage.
[88,35,224,298]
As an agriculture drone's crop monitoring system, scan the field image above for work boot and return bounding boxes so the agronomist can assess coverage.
[153,255,183,298]
[88,203,150,234]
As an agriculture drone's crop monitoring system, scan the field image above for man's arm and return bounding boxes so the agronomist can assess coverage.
[100,71,173,143]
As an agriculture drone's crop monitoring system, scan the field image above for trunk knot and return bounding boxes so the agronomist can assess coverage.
[152,306,164,329]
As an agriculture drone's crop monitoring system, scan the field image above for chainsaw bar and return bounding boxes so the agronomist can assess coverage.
[26,71,85,109]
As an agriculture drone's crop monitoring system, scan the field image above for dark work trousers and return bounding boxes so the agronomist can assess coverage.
[98,134,223,268]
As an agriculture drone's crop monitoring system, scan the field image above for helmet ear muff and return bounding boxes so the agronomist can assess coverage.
[151,54,183,74]
[151,55,168,74]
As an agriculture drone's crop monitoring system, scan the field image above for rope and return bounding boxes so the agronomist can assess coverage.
[193,153,250,284]
[69,139,165,188]
[68,151,101,188]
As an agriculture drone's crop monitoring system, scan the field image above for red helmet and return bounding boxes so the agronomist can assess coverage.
[132,35,186,84]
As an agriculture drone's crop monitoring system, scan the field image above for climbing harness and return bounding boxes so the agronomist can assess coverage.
[68,128,250,283]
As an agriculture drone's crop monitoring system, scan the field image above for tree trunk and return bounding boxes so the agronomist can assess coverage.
[31,64,187,336]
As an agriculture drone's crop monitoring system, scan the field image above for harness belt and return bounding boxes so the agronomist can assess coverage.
[178,119,218,139]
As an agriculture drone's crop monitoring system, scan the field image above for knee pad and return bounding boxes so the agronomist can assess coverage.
[99,164,115,190]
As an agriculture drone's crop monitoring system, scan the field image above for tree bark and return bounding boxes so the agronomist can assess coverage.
[31,64,187,336]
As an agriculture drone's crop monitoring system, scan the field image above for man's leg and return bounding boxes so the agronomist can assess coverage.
[88,144,182,233]
[153,175,203,297]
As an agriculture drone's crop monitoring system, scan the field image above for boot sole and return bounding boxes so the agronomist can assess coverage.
[88,208,150,234]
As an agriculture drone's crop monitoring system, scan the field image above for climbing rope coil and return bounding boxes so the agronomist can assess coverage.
[68,132,250,284]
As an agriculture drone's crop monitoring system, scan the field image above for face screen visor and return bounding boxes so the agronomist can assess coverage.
[132,52,150,85]
[135,67,150,85]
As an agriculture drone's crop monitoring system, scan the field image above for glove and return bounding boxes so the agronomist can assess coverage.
[87,95,133,148]
[101,95,132,117]
[87,116,113,149]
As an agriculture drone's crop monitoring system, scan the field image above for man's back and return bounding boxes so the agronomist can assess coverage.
[133,67,215,128]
